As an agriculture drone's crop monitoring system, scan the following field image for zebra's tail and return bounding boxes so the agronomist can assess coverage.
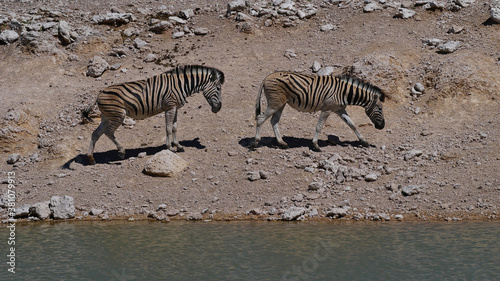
[255,82,264,120]
[81,99,97,124]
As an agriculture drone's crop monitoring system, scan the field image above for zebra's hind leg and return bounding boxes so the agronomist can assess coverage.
[86,118,108,165]
[335,108,369,147]
[104,114,127,159]
[252,106,279,149]
[171,109,184,152]
[270,105,288,149]
[164,108,184,152]
[311,110,332,152]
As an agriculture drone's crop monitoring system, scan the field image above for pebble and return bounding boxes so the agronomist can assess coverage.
[437,41,461,53]
[325,207,348,218]
[401,185,425,196]
[395,8,416,19]
[404,149,423,161]
[7,154,20,164]
[0,30,19,44]
[364,173,379,182]
[281,206,307,221]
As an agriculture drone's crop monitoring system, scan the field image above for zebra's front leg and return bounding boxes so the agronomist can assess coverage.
[312,110,332,152]
[164,108,176,151]
[171,109,184,152]
[336,108,369,146]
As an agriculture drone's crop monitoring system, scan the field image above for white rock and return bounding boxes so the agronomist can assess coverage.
[404,149,423,161]
[7,153,20,164]
[364,173,379,182]
[320,23,335,32]
[491,0,500,23]
[326,207,348,218]
[227,0,247,15]
[0,30,19,44]
[172,31,185,39]
[311,61,322,72]
[29,201,51,220]
[437,41,461,53]
[194,28,209,35]
[317,66,335,76]
[143,150,189,177]
[87,56,109,77]
[133,38,148,49]
[50,195,75,219]
[93,13,135,26]
[395,8,416,19]
[364,2,383,12]
[282,207,307,221]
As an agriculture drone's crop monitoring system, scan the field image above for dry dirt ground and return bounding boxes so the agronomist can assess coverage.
[0,0,499,222]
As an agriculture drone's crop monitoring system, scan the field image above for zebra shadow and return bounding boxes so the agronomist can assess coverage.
[61,138,205,169]
[239,135,372,150]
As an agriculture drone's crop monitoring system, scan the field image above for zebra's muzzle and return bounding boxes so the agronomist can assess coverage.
[374,119,385,130]
[211,103,221,113]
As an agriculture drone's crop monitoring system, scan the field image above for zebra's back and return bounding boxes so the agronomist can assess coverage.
[263,71,338,112]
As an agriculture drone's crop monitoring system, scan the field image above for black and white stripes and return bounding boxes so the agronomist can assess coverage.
[252,71,385,151]
[82,65,224,164]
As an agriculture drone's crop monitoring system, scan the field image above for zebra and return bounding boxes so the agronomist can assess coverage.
[82,64,225,165]
[251,71,385,152]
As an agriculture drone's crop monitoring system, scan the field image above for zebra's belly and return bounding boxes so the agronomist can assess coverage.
[287,98,322,113]
[126,108,164,120]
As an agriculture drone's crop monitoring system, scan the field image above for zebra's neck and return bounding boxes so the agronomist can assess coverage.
[335,76,376,108]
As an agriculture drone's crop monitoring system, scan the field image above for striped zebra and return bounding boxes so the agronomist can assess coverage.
[252,71,385,152]
[82,65,225,164]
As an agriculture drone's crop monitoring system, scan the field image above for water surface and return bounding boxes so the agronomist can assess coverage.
[2,221,499,280]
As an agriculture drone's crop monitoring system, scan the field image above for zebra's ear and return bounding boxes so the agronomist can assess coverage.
[212,70,225,84]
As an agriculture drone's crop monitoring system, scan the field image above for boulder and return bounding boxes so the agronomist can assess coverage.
[143,150,189,177]
[58,20,77,45]
[491,0,500,23]
[29,201,51,220]
[14,204,31,219]
[93,13,135,26]
[50,195,75,219]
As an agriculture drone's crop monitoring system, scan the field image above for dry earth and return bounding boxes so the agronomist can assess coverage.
[0,0,499,222]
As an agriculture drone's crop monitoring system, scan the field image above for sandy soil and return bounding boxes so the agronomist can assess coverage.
[0,0,499,222]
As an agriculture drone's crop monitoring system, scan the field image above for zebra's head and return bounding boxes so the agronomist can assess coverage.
[365,90,385,130]
[203,69,225,113]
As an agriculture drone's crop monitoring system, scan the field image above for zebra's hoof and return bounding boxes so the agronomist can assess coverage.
[277,143,289,149]
[249,140,259,150]
[87,155,96,165]
[118,151,126,160]
[311,145,322,152]
[360,140,370,147]
[176,146,185,153]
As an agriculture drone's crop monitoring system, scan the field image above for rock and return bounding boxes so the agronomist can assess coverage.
[133,38,148,49]
[236,12,253,22]
[50,195,75,219]
[325,207,348,218]
[169,16,187,25]
[284,49,297,59]
[404,149,423,161]
[491,0,500,23]
[423,38,443,47]
[122,27,139,37]
[143,150,189,177]
[14,204,31,219]
[194,27,209,35]
[311,61,322,72]
[20,31,40,45]
[186,213,203,220]
[320,23,335,32]
[437,41,461,53]
[7,153,20,164]
[282,207,307,221]
[247,208,261,215]
[414,83,425,93]
[455,0,475,7]
[447,25,464,34]
[317,66,335,76]
[364,2,383,13]
[247,171,261,181]
[93,13,135,26]
[401,185,425,196]
[0,30,19,44]
[364,173,379,182]
[308,182,322,191]
[227,0,247,16]
[58,21,76,45]
[394,214,404,220]
[137,152,147,158]
[29,201,51,220]
[87,56,109,77]
[157,204,167,210]
[90,208,104,216]
[424,1,445,11]
[172,31,185,39]
[179,9,195,19]
[395,8,416,19]
[143,53,158,63]
[259,171,269,179]
[149,21,173,34]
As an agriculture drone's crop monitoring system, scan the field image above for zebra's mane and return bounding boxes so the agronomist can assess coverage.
[336,75,385,102]
[166,65,225,84]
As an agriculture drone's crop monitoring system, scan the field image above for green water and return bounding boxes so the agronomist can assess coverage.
[1,221,499,280]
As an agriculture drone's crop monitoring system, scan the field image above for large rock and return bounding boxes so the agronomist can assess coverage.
[14,204,31,218]
[227,0,247,16]
[87,56,109,77]
[29,201,51,220]
[50,195,75,219]
[58,20,77,45]
[143,150,189,177]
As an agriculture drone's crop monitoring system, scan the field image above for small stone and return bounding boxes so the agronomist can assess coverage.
[364,2,383,13]
[395,8,416,19]
[133,38,148,49]
[308,182,322,191]
[157,204,167,210]
[87,56,109,77]
[311,61,321,72]
[7,154,20,164]
[247,171,261,181]
[404,149,423,161]
[317,66,335,76]
[144,53,158,63]
[401,185,425,196]
[284,49,297,59]
[149,21,173,34]
[90,208,104,216]
[394,214,404,220]
[259,171,269,179]
[179,9,195,19]
[282,207,307,221]
[29,201,51,220]
[172,31,185,39]
[364,173,379,182]
[325,207,348,218]
[437,41,461,54]
[194,28,209,35]
[320,24,335,32]
[137,152,147,158]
